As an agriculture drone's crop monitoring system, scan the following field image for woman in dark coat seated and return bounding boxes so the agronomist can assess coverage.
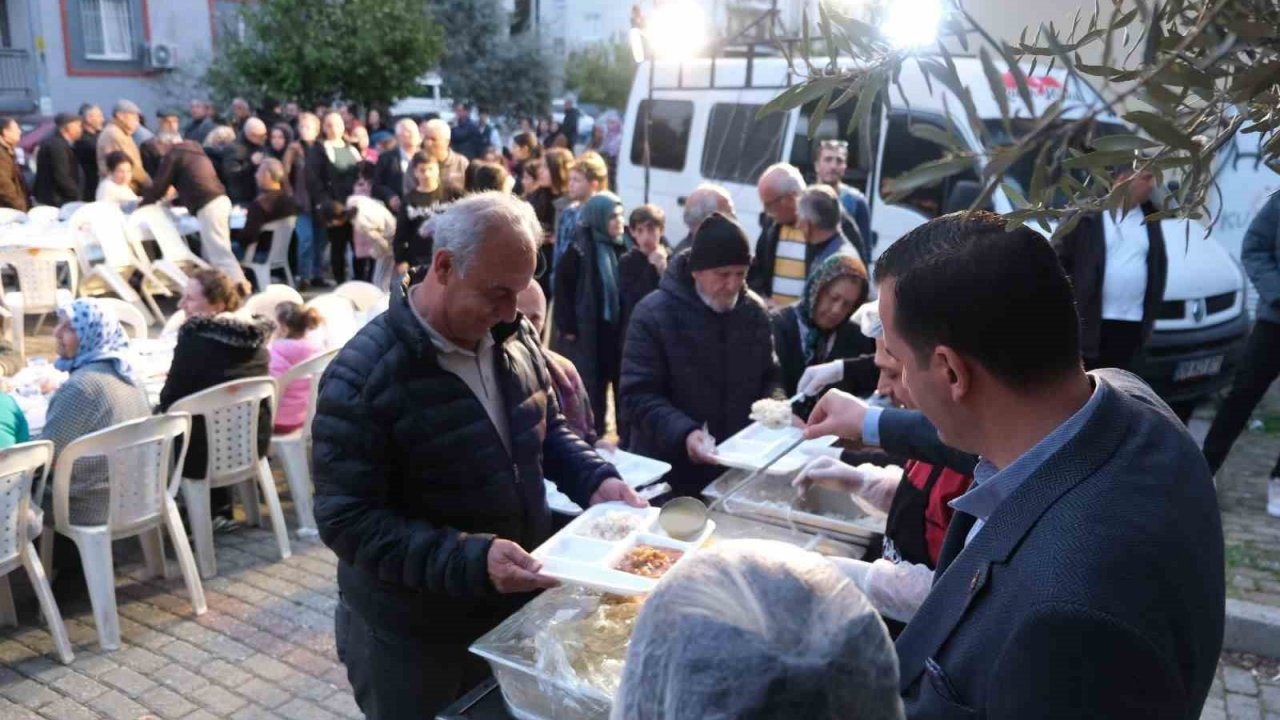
[158,268,274,531]
[772,253,877,397]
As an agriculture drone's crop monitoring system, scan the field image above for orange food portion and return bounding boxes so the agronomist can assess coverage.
[615,545,684,578]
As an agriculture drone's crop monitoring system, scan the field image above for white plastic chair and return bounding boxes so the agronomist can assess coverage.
[126,205,208,291]
[170,378,291,578]
[269,347,339,538]
[0,247,80,361]
[161,308,186,339]
[57,202,85,221]
[91,297,149,339]
[333,281,386,312]
[242,283,304,321]
[242,216,297,291]
[67,202,170,325]
[37,414,206,651]
[0,441,73,663]
[0,208,26,226]
[25,206,60,226]
[306,293,360,350]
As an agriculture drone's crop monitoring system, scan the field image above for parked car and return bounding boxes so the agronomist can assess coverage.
[615,55,1249,413]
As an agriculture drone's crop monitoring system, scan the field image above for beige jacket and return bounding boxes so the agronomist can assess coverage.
[96,120,150,192]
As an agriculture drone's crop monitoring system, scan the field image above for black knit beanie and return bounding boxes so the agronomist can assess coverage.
[689,212,751,271]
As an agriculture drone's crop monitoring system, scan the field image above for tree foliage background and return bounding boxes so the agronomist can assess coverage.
[205,0,442,110]
[429,0,553,117]
[565,39,636,110]
[773,0,1280,237]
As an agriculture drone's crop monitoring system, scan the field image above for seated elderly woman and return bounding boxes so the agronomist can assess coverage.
[773,253,877,398]
[158,268,273,530]
[613,539,903,720]
[43,300,151,524]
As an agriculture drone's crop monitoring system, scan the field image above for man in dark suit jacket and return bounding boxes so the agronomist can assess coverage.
[807,211,1223,718]
[74,103,104,200]
[1053,169,1167,371]
[34,113,84,207]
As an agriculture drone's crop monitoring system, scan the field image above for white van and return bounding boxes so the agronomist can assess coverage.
[616,55,1247,409]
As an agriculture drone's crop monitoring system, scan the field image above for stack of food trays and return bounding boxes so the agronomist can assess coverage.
[531,502,715,595]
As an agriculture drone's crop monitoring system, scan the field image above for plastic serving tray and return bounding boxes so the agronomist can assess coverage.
[531,502,715,595]
[711,422,837,475]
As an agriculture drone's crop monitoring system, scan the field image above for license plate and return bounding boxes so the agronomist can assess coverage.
[1173,355,1224,382]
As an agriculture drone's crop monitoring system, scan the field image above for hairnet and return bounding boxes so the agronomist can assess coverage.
[611,539,903,720]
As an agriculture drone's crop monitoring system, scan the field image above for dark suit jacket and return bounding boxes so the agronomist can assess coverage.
[1053,201,1167,359]
[34,133,83,207]
[372,148,408,207]
[74,130,100,200]
[897,370,1223,719]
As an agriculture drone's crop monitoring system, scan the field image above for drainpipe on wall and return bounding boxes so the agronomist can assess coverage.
[24,0,51,114]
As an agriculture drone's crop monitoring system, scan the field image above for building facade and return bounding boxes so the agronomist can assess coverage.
[0,0,247,119]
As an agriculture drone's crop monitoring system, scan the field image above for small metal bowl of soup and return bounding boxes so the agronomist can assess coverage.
[659,497,709,540]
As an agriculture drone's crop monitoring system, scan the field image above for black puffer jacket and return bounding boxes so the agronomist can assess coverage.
[312,278,617,643]
[157,314,275,478]
[621,250,780,496]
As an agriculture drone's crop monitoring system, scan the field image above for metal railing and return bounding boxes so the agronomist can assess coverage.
[0,49,34,112]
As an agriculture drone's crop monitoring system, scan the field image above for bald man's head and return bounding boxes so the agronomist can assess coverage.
[517,282,548,336]
[244,117,267,144]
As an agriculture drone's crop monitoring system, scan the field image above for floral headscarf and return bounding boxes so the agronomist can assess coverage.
[54,299,137,386]
[797,254,869,364]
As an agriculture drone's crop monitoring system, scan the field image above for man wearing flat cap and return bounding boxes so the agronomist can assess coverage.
[34,113,83,207]
[96,99,149,193]
[621,212,781,497]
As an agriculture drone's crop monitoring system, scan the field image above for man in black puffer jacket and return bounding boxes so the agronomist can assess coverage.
[312,192,641,719]
[621,212,781,497]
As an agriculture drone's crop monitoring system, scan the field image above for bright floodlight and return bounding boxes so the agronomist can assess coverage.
[646,2,707,60]
[882,0,942,49]
[630,27,647,63]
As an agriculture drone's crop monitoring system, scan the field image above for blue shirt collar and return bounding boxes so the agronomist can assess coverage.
[950,378,1106,523]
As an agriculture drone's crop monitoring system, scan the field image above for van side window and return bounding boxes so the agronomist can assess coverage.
[700,103,787,184]
[880,114,977,218]
[630,100,695,172]
[790,101,876,194]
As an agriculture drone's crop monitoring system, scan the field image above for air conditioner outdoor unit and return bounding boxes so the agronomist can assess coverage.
[146,42,178,70]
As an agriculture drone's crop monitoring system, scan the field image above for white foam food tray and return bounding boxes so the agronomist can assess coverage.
[602,449,672,488]
[531,501,715,595]
[712,422,837,475]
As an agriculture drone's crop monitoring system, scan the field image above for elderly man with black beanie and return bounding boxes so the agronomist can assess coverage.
[621,212,781,497]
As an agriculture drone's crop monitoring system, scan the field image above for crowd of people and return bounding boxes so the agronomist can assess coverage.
[0,90,1248,720]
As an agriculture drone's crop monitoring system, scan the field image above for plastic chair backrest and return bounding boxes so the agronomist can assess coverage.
[128,205,195,263]
[0,441,52,571]
[0,208,26,227]
[68,202,134,270]
[333,281,386,312]
[261,217,296,268]
[168,378,275,485]
[0,247,79,313]
[51,414,190,536]
[243,284,304,320]
[25,206,60,226]
[276,348,339,438]
[57,202,85,221]
[162,309,187,338]
[306,293,359,349]
[91,297,149,339]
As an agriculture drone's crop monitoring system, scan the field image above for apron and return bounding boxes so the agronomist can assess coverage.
[881,460,945,568]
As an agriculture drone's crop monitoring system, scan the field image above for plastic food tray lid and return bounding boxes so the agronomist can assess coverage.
[711,422,837,475]
[531,502,714,596]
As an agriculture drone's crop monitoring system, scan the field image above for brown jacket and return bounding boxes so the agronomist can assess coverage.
[96,120,150,192]
[0,141,28,211]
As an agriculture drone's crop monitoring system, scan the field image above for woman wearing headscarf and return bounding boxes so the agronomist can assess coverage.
[42,300,152,526]
[553,191,627,433]
[772,253,877,397]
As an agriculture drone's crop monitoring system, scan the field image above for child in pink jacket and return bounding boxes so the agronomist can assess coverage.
[269,302,323,433]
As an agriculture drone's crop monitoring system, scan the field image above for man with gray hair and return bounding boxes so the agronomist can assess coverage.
[422,117,468,197]
[224,116,268,204]
[373,117,421,212]
[797,184,860,263]
[672,182,736,254]
[96,99,149,192]
[312,191,643,718]
[750,163,865,306]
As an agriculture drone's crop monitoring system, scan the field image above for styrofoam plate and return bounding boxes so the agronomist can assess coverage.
[599,449,671,488]
[544,480,583,516]
[711,422,837,475]
[531,502,714,595]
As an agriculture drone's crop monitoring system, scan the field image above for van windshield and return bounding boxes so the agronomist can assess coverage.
[983,119,1128,209]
